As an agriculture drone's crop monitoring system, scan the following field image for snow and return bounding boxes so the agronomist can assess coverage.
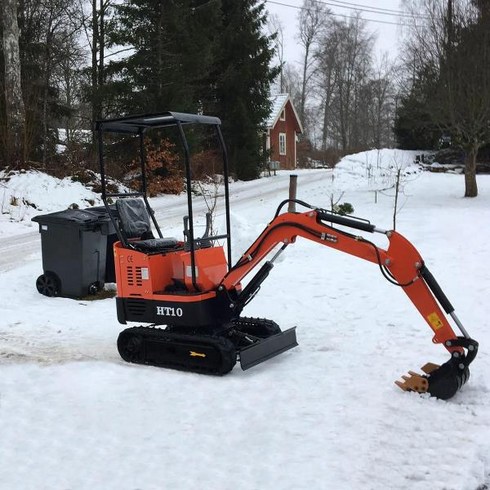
[1,150,490,489]
[0,170,104,236]
[267,93,289,128]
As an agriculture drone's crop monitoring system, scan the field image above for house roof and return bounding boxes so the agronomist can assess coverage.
[266,93,303,133]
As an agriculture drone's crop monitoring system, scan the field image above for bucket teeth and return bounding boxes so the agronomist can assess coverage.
[395,362,440,394]
[395,369,429,394]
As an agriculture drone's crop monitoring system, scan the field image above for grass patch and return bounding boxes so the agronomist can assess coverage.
[79,288,117,301]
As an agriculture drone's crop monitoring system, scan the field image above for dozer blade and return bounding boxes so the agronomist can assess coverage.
[239,327,298,371]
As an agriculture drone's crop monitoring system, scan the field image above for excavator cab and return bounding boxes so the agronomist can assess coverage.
[97,112,478,400]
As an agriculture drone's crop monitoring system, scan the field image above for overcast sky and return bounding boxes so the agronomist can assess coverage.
[265,0,409,66]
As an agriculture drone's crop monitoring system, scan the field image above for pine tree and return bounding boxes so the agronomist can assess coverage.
[212,0,279,180]
[105,0,219,115]
[104,0,278,181]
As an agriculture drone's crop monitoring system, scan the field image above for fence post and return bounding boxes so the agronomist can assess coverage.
[288,174,298,213]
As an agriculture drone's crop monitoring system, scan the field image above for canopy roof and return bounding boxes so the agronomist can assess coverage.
[96,112,221,134]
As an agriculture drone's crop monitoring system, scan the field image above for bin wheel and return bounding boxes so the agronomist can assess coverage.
[88,282,102,295]
[36,272,60,297]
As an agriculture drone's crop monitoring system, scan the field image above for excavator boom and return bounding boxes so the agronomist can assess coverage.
[221,200,478,399]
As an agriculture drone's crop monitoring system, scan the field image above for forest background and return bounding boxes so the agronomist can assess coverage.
[1,0,489,196]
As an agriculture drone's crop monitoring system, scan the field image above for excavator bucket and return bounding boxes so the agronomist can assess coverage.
[239,327,298,370]
[395,358,471,400]
[396,337,478,400]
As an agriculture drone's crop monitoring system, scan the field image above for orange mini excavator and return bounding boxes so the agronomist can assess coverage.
[96,112,478,400]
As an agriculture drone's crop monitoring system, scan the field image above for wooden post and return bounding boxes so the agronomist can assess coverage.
[288,174,298,213]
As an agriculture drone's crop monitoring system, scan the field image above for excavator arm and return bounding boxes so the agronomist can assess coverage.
[220,200,478,400]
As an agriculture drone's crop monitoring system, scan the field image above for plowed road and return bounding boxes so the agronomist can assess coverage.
[0,169,328,273]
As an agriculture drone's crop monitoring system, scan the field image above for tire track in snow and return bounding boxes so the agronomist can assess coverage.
[0,231,40,272]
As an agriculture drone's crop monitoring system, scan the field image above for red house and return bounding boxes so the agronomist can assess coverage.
[265,94,303,170]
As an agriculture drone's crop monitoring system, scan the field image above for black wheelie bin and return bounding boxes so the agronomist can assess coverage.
[32,207,117,298]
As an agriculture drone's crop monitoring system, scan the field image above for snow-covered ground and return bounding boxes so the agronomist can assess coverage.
[1,150,489,490]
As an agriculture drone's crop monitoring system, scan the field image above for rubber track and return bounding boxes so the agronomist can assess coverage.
[117,326,237,375]
[232,317,282,339]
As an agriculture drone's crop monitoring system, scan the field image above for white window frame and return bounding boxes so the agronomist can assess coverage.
[280,109,286,121]
[279,132,286,155]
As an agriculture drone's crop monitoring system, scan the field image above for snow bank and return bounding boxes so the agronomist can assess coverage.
[0,170,103,223]
[334,148,423,191]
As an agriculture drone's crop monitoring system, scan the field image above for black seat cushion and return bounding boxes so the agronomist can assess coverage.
[131,238,180,253]
[116,198,152,238]
[116,198,180,253]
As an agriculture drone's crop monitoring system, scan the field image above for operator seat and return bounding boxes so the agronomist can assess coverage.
[115,198,179,253]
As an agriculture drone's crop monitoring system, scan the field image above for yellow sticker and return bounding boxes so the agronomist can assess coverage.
[189,351,206,358]
[427,312,444,330]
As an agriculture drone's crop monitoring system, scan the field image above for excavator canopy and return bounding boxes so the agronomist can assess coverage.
[96,112,222,134]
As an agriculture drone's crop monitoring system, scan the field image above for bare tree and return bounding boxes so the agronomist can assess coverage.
[1,0,25,167]
[314,14,375,151]
[34,0,86,165]
[314,21,339,151]
[52,30,86,150]
[4,0,88,167]
[367,54,397,148]
[436,5,490,197]
[401,0,489,197]
[297,0,329,130]
[268,14,285,92]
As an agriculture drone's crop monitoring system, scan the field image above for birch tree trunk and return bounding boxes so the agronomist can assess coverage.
[2,0,25,166]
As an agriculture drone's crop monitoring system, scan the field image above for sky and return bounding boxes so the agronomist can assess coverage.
[265,0,408,67]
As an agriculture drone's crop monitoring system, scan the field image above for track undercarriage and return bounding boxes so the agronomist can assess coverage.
[117,317,298,375]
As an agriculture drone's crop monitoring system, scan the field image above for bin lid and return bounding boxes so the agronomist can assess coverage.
[32,207,112,230]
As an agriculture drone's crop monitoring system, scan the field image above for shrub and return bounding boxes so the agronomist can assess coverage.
[130,139,184,196]
[333,202,354,215]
